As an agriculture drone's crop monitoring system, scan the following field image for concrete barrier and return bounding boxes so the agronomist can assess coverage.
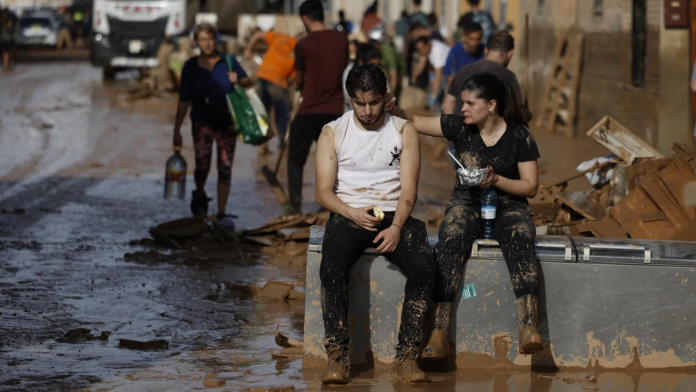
[304,225,696,370]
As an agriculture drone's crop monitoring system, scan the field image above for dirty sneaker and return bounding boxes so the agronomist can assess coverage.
[322,349,349,384]
[422,329,449,359]
[190,191,211,217]
[394,354,428,383]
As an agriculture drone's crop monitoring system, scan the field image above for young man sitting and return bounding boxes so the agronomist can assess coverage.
[314,64,435,384]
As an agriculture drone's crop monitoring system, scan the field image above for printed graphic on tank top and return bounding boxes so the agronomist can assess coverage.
[332,111,403,211]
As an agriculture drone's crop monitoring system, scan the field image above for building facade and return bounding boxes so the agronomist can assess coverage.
[520,0,691,151]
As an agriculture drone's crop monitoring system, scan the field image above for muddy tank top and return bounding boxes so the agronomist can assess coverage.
[329,111,404,211]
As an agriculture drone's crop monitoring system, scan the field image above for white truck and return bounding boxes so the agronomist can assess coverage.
[90,0,187,79]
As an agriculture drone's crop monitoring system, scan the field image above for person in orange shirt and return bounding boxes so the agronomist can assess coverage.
[245,29,299,149]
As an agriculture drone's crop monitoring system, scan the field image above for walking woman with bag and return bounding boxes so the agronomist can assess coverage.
[386,72,543,358]
[172,24,252,224]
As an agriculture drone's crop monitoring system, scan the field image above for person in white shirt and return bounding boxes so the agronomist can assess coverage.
[413,36,451,111]
[314,64,434,385]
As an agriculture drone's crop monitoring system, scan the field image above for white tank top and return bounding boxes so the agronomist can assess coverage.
[330,111,404,211]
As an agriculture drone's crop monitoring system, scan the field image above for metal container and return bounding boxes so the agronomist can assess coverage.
[304,226,696,370]
[163,151,187,200]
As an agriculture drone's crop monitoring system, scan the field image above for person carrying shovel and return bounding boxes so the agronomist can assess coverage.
[172,23,252,224]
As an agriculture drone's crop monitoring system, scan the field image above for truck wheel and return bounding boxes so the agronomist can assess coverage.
[103,66,116,81]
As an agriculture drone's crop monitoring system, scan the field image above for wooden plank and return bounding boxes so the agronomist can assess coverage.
[658,163,696,220]
[640,212,668,222]
[555,191,606,221]
[585,116,664,164]
[641,177,690,230]
[536,33,567,133]
[625,157,674,191]
[686,181,696,208]
[675,158,696,181]
[610,188,677,240]
[670,220,696,241]
[595,216,627,238]
[559,33,583,137]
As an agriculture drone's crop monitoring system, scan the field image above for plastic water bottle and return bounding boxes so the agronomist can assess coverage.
[481,187,498,239]
[164,150,187,200]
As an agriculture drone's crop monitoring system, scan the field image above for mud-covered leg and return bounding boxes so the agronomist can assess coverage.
[423,204,479,359]
[387,217,434,383]
[495,202,542,354]
[319,214,374,384]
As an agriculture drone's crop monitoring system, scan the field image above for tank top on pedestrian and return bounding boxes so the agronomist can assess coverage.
[326,111,408,211]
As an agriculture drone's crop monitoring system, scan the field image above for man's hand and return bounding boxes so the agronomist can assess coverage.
[384,92,396,112]
[478,166,499,189]
[345,206,382,232]
[244,49,253,60]
[173,129,183,149]
[374,225,401,253]
[228,72,238,84]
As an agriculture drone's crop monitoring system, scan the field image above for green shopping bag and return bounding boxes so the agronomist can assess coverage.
[225,56,271,145]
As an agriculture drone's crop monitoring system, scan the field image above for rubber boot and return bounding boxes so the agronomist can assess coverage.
[518,294,543,354]
[394,351,429,383]
[322,348,350,385]
[422,302,451,359]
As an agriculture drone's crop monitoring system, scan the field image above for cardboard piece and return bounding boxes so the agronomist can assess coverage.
[259,282,294,299]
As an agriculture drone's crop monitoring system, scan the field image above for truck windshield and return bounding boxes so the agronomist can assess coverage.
[19,18,52,29]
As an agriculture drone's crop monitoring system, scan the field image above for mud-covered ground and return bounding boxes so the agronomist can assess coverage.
[3,60,692,392]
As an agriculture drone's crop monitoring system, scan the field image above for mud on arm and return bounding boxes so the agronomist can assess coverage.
[393,123,421,227]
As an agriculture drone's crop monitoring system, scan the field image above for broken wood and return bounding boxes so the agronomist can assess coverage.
[555,191,606,221]
[586,116,664,164]
[542,159,619,189]
[686,181,696,208]
[610,188,677,240]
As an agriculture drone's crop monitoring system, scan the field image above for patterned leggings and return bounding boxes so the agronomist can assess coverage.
[192,123,237,187]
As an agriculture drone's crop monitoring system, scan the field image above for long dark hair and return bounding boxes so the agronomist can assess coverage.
[462,72,527,126]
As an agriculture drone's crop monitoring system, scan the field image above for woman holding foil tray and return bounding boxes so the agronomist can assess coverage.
[386,72,542,359]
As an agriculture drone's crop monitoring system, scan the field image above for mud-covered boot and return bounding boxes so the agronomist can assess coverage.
[394,351,429,383]
[322,348,350,385]
[518,294,543,354]
[422,302,451,359]
[190,191,211,217]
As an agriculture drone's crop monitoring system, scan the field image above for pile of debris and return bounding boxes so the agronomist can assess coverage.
[533,116,696,240]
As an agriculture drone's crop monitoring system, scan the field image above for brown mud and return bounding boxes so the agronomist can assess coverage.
[0,62,692,391]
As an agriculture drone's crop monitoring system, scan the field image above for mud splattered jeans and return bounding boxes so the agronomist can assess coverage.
[320,213,435,356]
[434,191,539,302]
[192,123,237,187]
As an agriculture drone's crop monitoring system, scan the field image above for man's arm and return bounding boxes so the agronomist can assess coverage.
[430,67,443,104]
[373,123,420,253]
[441,93,456,114]
[315,127,381,231]
[411,56,427,82]
[389,68,399,92]
[244,30,267,59]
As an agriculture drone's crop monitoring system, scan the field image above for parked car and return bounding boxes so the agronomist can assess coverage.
[16,11,59,47]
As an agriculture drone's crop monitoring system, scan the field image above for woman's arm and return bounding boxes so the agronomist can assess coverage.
[480,160,539,199]
[387,105,444,137]
[172,100,190,148]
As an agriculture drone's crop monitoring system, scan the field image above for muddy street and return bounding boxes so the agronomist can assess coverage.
[1,61,694,392]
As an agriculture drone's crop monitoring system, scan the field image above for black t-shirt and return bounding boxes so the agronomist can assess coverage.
[441,115,540,204]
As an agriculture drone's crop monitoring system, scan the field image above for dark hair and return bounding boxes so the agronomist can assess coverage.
[414,36,430,47]
[346,63,388,98]
[299,0,324,22]
[356,43,382,65]
[338,10,345,19]
[462,21,483,34]
[413,0,422,6]
[401,10,409,18]
[194,23,217,40]
[409,22,427,33]
[427,12,437,26]
[467,0,481,6]
[486,30,515,52]
[462,72,526,126]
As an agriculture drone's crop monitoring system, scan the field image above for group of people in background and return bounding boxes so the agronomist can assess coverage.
[172,0,541,386]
